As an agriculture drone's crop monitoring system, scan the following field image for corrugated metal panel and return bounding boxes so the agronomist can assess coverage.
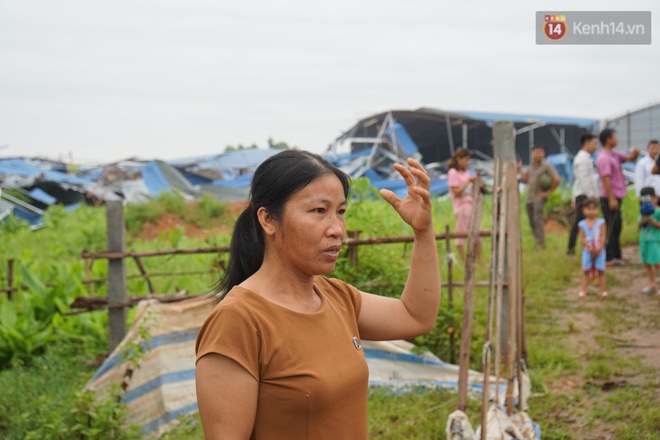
[0,158,92,186]
[194,148,281,172]
[28,188,56,205]
[455,110,598,129]
[605,102,660,148]
[0,199,13,221]
[141,161,197,197]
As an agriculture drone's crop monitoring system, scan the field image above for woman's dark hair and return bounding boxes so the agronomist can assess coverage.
[447,147,470,170]
[216,150,350,299]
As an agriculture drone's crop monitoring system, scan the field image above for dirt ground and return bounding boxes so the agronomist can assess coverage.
[136,200,248,241]
[550,244,660,439]
[563,245,660,371]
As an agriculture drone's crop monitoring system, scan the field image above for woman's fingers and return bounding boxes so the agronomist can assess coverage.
[394,159,430,191]
[379,188,400,208]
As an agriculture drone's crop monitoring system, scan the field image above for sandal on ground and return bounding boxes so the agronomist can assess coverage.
[599,291,608,298]
[642,287,657,295]
[578,291,587,299]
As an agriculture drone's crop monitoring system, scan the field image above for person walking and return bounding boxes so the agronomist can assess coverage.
[596,128,640,266]
[634,140,660,196]
[520,145,560,249]
[568,134,600,256]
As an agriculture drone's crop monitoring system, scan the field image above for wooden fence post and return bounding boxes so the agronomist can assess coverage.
[6,259,14,300]
[445,225,455,364]
[456,177,484,411]
[347,230,361,268]
[106,201,127,352]
[492,121,516,365]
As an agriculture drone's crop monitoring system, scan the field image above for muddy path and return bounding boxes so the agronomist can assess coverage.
[548,245,660,439]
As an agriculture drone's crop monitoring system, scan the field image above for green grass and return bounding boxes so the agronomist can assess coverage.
[0,341,102,438]
[2,187,658,438]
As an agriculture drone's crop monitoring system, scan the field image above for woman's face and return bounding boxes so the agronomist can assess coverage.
[268,174,347,277]
[458,155,469,170]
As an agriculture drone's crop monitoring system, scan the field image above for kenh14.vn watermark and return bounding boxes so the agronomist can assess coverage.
[536,11,651,45]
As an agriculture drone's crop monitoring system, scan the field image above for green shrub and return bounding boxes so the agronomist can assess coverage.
[157,191,188,217]
[195,194,228,227]
[125,199,164,235]
[0,215,30,234]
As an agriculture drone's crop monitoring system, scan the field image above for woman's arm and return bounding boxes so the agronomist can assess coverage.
[196,354,258,440]
[358,159,441,340]
[451,175,476,198]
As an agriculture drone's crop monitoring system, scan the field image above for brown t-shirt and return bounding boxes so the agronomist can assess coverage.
[525,159,559,204]
[195,276,369,440]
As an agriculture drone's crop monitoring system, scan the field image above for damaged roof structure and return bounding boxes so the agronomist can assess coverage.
[332,107,598,166]
[1,102,652,229]
[0,158,93,228]
[0,149,283,228]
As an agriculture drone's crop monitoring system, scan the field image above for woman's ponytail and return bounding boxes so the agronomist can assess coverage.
[216,205,264,299]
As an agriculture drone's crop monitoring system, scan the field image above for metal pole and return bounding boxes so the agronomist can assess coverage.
[446,113,455,156]
[462,123,468,149]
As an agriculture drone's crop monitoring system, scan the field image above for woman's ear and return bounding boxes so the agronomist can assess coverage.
[256,207,278,236]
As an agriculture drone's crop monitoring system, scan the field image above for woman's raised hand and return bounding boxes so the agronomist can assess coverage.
[379,158,434,234]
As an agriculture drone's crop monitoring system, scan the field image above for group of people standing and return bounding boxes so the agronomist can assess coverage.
[447,129,660,299]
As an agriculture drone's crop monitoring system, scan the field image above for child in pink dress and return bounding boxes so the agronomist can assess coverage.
[447,148,481,262]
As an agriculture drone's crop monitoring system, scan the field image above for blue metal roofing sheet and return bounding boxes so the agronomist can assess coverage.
[455,110,598,128]
[0,159,92,186]
[28,188,57,205]
[196,148,282,170]
[141,161,172,196]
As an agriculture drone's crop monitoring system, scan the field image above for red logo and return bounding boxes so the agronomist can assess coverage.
[543,15,567,41]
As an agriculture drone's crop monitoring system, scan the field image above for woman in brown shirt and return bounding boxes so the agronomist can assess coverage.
[195,150,441,439]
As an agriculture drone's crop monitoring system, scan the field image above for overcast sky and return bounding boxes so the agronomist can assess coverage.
[1,0,658,163]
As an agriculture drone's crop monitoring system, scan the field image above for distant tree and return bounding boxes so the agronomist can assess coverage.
[224,143,259,152]
[267,137,297,150]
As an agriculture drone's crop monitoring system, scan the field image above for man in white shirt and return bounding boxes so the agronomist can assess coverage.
[567,134,599,256]
[634,140,660,196]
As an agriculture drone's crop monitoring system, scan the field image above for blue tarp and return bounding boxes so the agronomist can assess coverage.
[546,153,574,182]
[0,159,92,186]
